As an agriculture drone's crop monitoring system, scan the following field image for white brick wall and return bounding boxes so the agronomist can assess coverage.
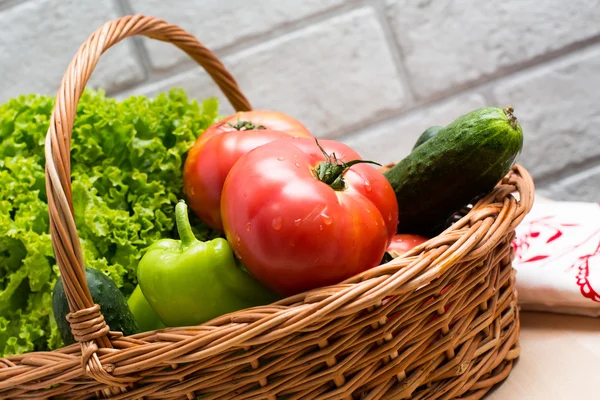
[0,0,145,101]
[342,93,488,165]
[492,45,600,180]
[1,0,598,201]
[385,0,600,99]
[127,0,350,71]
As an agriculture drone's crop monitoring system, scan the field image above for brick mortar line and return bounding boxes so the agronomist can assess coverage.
[371,0,417,103]
[533,155,600,189]
[109,0,153,85]
[0,0,29,12]
[335,84,487,143]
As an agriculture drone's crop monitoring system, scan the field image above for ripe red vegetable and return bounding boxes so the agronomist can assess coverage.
[183,110,312,230]
[221,138,399,296]
[387,234,429,257]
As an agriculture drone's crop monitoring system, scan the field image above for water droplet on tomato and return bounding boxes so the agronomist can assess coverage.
[245,222,251,232]
[277,156,285,161]
[320,213,332,225]
[364,179,372,192]
[395,237,403,243]
[366,208,371,214]
[319,224,324,231]
[272,216,283,230]
[388,213,393,222]
[294,218,302,226]
[190,187,195,196]
[234,250,243,260]
[236,234,241,243]
[295,162,301,168]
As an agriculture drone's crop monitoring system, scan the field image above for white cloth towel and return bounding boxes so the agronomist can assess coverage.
[512,197,600,317]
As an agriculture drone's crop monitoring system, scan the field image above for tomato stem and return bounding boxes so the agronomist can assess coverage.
[313,139,380,190]
[228,120,266,131]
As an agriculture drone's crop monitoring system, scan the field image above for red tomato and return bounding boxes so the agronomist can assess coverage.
[194,110,312,149]
[387,234,429,257]
[183,110,312,231]
[221,138,399,296]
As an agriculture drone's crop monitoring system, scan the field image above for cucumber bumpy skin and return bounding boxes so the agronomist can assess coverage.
[384,106,523,237]
[52,267,139,345]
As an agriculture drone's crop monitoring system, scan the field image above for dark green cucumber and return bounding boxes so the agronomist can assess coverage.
[52,267,139,345]
[413,125,443,150]
[384,106,523,237]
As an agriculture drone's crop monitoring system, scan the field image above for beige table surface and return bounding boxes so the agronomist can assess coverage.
[486,311,600,399]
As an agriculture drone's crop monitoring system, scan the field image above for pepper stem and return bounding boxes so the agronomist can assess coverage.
[175,200,197,247]
[312,139,381,191]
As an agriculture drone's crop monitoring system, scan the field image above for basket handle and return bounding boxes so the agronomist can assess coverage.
[45,15,251,356]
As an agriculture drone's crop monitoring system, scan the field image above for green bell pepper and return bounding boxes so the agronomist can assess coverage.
[128,284,166,332]
[137,200,280,327]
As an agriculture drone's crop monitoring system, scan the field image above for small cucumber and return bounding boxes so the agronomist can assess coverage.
[384,106,523,237]
[413,126,443,150]
[52,267,139,345]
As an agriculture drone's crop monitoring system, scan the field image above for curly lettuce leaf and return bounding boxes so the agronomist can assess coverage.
[0,89,220,357]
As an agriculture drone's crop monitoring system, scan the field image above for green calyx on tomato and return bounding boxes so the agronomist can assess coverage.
[312,140,381,191]
[137,200,280,327]
[183,110,313,231]
[227,120,266,131]
[221,138,399,296]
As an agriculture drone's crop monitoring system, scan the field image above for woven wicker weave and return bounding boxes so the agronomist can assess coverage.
[0,15,535,400]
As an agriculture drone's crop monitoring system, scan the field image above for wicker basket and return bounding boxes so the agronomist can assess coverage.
[0,15,535,400]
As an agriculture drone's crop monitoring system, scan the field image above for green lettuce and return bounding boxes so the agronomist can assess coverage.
[0,89,220,357]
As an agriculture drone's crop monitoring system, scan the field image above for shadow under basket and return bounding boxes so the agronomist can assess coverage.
[0,15,535,400]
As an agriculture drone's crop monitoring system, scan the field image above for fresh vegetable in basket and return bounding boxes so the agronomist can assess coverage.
[381,233,429,263]
[384,106,523,237]
[221,138,399,296]
[192,110,312,150]
[412,126,443,150]
[183,110,312,231]
[0,89,220,357]
[388,234,429,257]
[128,285,165,332]
[137,200,280,327]
[52,267,139,345]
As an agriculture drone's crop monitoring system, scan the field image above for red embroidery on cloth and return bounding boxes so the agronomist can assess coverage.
[522,254,550,263]
[575,204,600,303]
[574,240,600,303]
[511,216,579,264]
[513,210,600,304]
[546,231,562,243]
